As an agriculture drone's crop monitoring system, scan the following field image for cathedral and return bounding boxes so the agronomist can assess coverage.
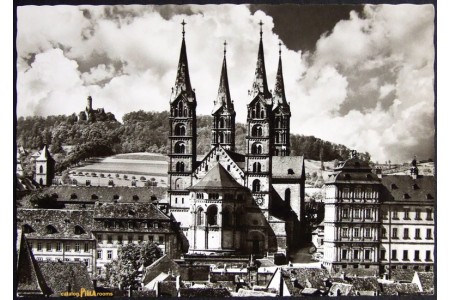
[167,21,306,257]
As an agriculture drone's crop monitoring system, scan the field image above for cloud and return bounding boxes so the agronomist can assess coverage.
[16,4,435,163]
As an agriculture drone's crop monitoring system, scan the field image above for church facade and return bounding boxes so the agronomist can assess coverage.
[167,21,305,257]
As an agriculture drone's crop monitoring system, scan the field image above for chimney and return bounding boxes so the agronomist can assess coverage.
[375,168,383,179]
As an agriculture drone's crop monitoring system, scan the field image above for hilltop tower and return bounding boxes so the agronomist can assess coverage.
[272,42,291,156]
[168,20,197,224]
[211,41,236,151]
[35,145,55,186]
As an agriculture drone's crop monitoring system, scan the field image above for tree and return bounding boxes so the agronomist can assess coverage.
[104,242,162,289]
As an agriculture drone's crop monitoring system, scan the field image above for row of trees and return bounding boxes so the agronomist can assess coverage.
[17,111,366,175]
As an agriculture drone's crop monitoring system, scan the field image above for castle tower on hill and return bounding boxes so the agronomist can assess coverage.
[167,20,305,257]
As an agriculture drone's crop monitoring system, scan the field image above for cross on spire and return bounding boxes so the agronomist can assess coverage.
[224,40,227,57]
[259,20,263,38]
[181,19,186,38]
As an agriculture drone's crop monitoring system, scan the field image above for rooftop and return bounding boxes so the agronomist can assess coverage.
[271,156,304,179]
[381,175,436,203]
[93,202,169,220]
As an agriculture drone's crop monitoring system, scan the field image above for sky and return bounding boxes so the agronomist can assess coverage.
[15,3,435,163]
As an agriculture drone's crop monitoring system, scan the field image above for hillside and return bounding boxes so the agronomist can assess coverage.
[16,111,359,176]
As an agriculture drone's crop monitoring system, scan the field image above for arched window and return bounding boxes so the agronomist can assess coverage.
[275,132,281,143]
[253,162,261,173]
[74,225,85,235]
[207,205,218,226]
[219,118,225,128]
[285,189,291,206]
[252,179,261,192]
[275,117,282,128]
[222,207,233,227]
[46,225,58,234]
[218,132,224,143]
[175,178,184,190]
[174,124,186,136]
[174,142,186,154]
[255,102,261,118]
[251,143,263,154]
[275,149,279,156]
[252,125,263,137]
[176,161,185,172]
[39,178,43,185]
[39,165,43,174]
[177,101,183,116]
[197,207,204,225]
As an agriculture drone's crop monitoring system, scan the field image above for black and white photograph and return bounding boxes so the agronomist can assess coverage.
[14,2,437,298]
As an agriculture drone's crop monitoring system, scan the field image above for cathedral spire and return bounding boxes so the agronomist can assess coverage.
[213,41,233,112]
[273,41,289,108]
[172,19,193,102]
[250,20,271,100]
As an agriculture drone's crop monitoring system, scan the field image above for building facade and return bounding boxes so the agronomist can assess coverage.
[167,22,305,257]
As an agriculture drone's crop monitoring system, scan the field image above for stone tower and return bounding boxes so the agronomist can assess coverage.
[168,20,197,218]
[245,21,273,217]
[211,41,236,151]
[272,43,291,156]
[35,145,55,186]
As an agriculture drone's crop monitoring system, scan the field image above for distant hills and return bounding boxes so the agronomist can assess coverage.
[16,110,362,175]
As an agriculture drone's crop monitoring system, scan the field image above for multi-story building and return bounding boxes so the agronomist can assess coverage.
[17,209,96,274]
[93,202,182,273]
[379,164,435,274]
[322,155,435,276]
[322,152,382,273]
[167,21,305,257]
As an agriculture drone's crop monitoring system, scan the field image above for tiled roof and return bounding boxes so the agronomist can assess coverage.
[380,282,420,296]
[328,282,355,296]
[189,163,244,190]
[38,261,93,296]
[143,255,180,285]
[416,272,434,293]
[236,288,277,297]
[281,267,330,292]
[22,186,167,203]
[335,269,378,278]
[179,287,231,297]
[271,156,304,178]
[331,277,379,292]
[16,231,51,296]
[17,209,94,240]
[158,281,178,297]
[93,202,169,220]
[380,175,436,203]
[223,149,245,163]
[16,176,39,192]
[390,268,416,282]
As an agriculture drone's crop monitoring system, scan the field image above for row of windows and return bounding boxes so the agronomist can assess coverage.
[212,131,233,144]
[382,208,433,221]
[103,220,161,229]
[36,257,90,266]
[97,234,164,244]
[341,249,373,260]
[171,102,192,117]
[381,249,432,261]
[382,227,433,240]
[342,208,374,219]
[36,242,90,253]
[97,249,114,260]
[341,227,374,239]
[340,187,376,199]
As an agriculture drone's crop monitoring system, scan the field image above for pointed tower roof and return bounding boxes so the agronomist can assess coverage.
[16,230,51,296]
[36,145,52,161]
[172,20,194,103]
[213,41,234,114]
[273,42,290,111]
[188,163,244,190]
[250,21,271,101]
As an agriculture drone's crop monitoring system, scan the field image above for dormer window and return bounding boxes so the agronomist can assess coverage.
[133,195,139,201]
[426,193,434,200]
[391,184,398,190]
[288,168,294,175]
[70,193,78,200]
[113,194,120,200]
[128,210,135,216]
[412,184,420,190]
[74,225,85,235]
[46,225,58,234]
[91,194,98,200]
[403,193,410,199]
[23,224,34,233]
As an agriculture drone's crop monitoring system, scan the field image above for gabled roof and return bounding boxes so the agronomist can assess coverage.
[380,282,420,296]
[331,276,379,292]
[189,163,244,190]
[389,268,416,282]
[326,157,380,185]
[271,156,304,179]
[36,145,53,161]
[143,255,180,285]
[16,230,51,296]
[415,272,434,293]
[38,261,93,296]
[281,267,330,292]
[17,209,94,240]
[380,175,436,203]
